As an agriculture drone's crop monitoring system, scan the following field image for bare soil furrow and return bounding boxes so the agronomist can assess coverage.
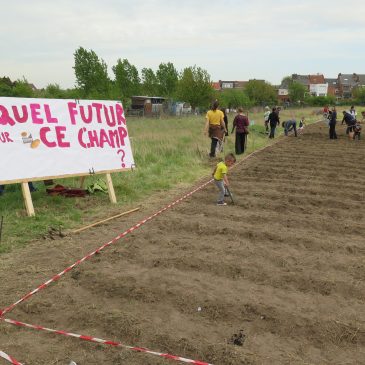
[1,123,364,364]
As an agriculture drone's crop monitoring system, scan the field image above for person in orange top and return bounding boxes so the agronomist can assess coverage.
[204,100,227,157]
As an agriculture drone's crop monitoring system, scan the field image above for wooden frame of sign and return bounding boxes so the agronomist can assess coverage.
[0,168,129,217]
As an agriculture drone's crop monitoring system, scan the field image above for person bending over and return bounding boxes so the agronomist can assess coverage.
[282,120,297,137]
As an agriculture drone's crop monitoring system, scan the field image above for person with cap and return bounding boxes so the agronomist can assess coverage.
[264,106,270,134]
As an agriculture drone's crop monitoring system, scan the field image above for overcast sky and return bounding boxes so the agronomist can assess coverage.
[1,0,364,89]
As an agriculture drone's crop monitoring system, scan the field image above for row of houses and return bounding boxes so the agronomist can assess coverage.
[129,73,365,116]
[213,73,365,102]
[212,79,265,90]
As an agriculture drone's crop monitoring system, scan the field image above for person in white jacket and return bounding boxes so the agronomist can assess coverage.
[350,105,357,121]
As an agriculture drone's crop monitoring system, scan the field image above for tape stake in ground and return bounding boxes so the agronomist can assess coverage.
[3,318,213,365]
[0,351,23,365]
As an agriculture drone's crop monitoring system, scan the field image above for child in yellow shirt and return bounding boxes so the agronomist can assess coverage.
[212,153,236,205]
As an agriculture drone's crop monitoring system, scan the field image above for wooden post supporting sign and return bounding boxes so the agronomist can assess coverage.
[105,173,117,204]
[21,182,35,217]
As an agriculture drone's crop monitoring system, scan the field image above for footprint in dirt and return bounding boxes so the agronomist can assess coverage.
[228,330,246,346]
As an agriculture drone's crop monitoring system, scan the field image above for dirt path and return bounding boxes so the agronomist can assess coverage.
[1,122,364,365]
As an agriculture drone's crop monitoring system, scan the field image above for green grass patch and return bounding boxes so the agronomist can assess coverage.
[0,109,320,253]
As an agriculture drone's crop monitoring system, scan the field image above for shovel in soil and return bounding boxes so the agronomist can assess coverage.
[225,187,235,205]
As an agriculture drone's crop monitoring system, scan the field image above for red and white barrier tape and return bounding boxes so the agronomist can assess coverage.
[3,318,212,365]
[0,180,212,318]
[0,132,287,318]
[0,123,322,365]
[0,350,23,365]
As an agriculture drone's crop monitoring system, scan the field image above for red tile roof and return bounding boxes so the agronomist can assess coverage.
[309,74,325,84]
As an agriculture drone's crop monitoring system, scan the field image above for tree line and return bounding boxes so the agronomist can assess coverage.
[4,47,358,109]
[0,47,279,110]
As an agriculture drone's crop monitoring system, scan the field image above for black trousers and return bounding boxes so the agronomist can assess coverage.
[329,124,337,139]
[235,132,247,154]
[269,126,276,139]
[210,138,218,157]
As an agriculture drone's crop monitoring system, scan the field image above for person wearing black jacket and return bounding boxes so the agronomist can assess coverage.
[268,107,280,139]
[329,107,337,139]
[342,110,356,135]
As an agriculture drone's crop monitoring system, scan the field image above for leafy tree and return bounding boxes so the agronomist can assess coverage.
[0,77,13,96]
[288,81,307,103]
[304,95,335,106]
[176,66,213,110]
[141,67,159,96]
[280,76,293,88]
[244,80,277,106]
[219,89,252,109]
[73,47,110,97]
[63,88,82,99]
[43,83,64,98]
[353,86,365,105]
[12,78,34,97]
[156,62,178,97]
[112,58,141,104]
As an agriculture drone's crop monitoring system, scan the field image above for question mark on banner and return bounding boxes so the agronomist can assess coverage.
[117,149,126,168]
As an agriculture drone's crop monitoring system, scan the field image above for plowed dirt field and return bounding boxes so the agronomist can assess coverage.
[1,122,364,365]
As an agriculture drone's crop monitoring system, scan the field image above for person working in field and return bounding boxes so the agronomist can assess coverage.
[212,153,236,206]
[268,107,280,139]
[282,120,298,137]
[323,105,329,119]
[231,107,250,154]
[328,107,337,140]
[350,105,357,121]
[204,100,227,158]
[341,110,356,137]
[298,117,306,134]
